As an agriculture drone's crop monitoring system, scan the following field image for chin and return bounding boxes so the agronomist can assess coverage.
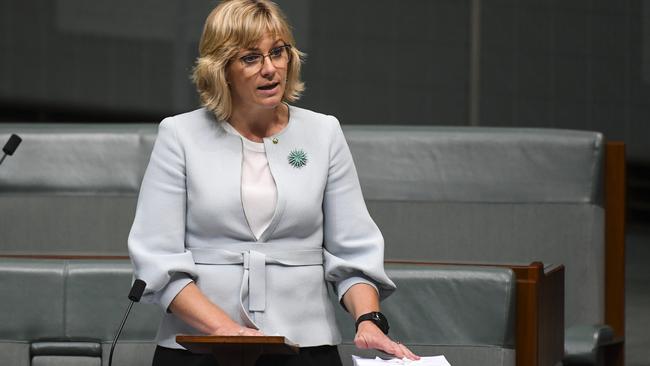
[256,96,284,109]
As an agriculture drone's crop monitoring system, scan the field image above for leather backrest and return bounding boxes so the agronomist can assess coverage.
[0,259,65,341]
[0,124,605,328]
[332,264,516,348]
[343,125,603,204]
[0,124,603,202]
[0,259,161,343]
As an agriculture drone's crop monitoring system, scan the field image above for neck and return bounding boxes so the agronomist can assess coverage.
[228,103,288,142]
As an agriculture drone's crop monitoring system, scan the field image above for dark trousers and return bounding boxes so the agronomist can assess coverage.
[152,345,343,366]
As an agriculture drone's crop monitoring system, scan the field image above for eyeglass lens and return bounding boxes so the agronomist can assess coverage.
[240,46,290,72]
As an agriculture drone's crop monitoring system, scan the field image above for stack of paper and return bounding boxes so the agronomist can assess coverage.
[352,355,451,366]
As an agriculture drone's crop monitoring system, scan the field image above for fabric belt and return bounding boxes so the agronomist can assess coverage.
[189,245,324,328]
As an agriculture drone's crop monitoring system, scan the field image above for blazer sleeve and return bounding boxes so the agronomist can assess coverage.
[322,116,396,303]
[128,118,197,310]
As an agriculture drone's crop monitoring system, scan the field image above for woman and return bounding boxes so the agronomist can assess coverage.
[128,1,418,365]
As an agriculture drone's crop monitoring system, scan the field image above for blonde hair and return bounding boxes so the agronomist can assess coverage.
[192,0,305,121]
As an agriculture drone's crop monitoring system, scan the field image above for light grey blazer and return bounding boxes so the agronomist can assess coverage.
[128,105,396,349]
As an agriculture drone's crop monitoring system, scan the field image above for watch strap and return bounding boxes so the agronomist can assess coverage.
[355,311,389,334]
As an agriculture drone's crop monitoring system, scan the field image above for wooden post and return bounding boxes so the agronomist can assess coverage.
[604,141,626,366]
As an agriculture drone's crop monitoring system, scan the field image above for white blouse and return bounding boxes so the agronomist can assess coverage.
[221,121,277,240]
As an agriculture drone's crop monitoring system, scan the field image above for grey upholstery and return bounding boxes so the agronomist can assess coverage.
[30,342,102,357]
[564,325,615,366]
[334,264,516,366]
[340,126,604,331]
[0,259,162,366]
[373,202,603,329]
[31,356,100,366]
[0,124,155,192]
[0,258,515,366]
[0,124,154,256]
[0,344,30,366]
[64,261,160,341]
[31,342,102,366]
[0,123,607,364]
[0,259,65,340]
[344,126,602,204]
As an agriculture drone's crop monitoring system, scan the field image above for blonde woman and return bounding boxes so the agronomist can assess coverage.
[128,1,418,365]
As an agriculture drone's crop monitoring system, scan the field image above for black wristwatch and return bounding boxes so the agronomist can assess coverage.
[355,311,389,334]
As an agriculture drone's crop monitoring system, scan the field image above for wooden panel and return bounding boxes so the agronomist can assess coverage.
[604,141,626,366]
[512,264,540,366]
[538,265,565,366]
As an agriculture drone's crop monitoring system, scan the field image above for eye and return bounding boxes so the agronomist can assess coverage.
[241,54,262,65]
[269,46,285,58]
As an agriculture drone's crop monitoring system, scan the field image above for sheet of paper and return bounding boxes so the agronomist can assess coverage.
[352,355,451,366]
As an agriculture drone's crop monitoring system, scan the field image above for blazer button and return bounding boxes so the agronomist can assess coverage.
[272,138,279,144]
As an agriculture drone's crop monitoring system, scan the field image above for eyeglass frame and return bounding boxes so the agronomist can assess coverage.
[236,44,292,71]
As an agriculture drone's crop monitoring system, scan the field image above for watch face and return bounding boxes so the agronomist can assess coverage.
[371,312,388,334]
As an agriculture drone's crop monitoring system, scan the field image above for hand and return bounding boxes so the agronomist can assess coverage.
[354,321,419,361]
[211,321,264,337]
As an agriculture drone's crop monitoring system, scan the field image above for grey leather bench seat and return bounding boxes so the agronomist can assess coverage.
[0,259,161,366]
[0,123,619,365]
[334,263,516,366]
[0,258,516,366]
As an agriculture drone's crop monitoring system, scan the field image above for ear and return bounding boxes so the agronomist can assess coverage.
[224,64,234,86]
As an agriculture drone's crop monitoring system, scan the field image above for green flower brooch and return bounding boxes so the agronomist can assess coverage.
[287,149,308,168]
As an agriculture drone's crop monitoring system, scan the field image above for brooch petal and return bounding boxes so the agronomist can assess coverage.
[287,149,308,168]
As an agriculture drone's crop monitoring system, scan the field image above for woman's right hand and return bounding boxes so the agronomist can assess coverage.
[169,282,264,337]
[212,321,264,336]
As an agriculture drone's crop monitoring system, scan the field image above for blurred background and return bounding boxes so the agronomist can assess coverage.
[0,0,647,365]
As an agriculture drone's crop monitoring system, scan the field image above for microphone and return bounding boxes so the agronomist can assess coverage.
[0,134,22,166]
[108,279,146,366]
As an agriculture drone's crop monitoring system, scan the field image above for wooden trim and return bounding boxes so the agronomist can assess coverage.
[604,141,626,337]
[537,264,565,366]
[511,262,541,366]
[605,141,626,366]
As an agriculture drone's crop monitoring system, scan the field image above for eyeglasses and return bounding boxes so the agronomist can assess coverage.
[237,45,292,73]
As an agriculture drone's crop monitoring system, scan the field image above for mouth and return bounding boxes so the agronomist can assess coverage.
[257,82,280,91]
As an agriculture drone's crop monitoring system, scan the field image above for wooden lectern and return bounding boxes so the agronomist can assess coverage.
[176,335,299,366]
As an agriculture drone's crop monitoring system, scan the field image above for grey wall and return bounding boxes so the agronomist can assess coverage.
[476,1,645,161]
[299,1,470,126]
[0,0,648,163]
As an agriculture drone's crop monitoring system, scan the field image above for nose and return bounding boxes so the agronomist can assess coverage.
[259,55,277,77]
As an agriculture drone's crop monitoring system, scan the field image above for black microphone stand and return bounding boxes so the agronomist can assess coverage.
[108,279,146,366]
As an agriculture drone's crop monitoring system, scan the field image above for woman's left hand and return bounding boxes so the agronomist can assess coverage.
[354,321,420,361]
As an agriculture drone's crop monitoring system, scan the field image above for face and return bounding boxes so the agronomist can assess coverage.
[227,34,289,113]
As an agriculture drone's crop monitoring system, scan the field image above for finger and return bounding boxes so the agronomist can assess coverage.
[399,343,419,360]
[237,327,262,336]
[388,341,406,359]
[245,328,264,336]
